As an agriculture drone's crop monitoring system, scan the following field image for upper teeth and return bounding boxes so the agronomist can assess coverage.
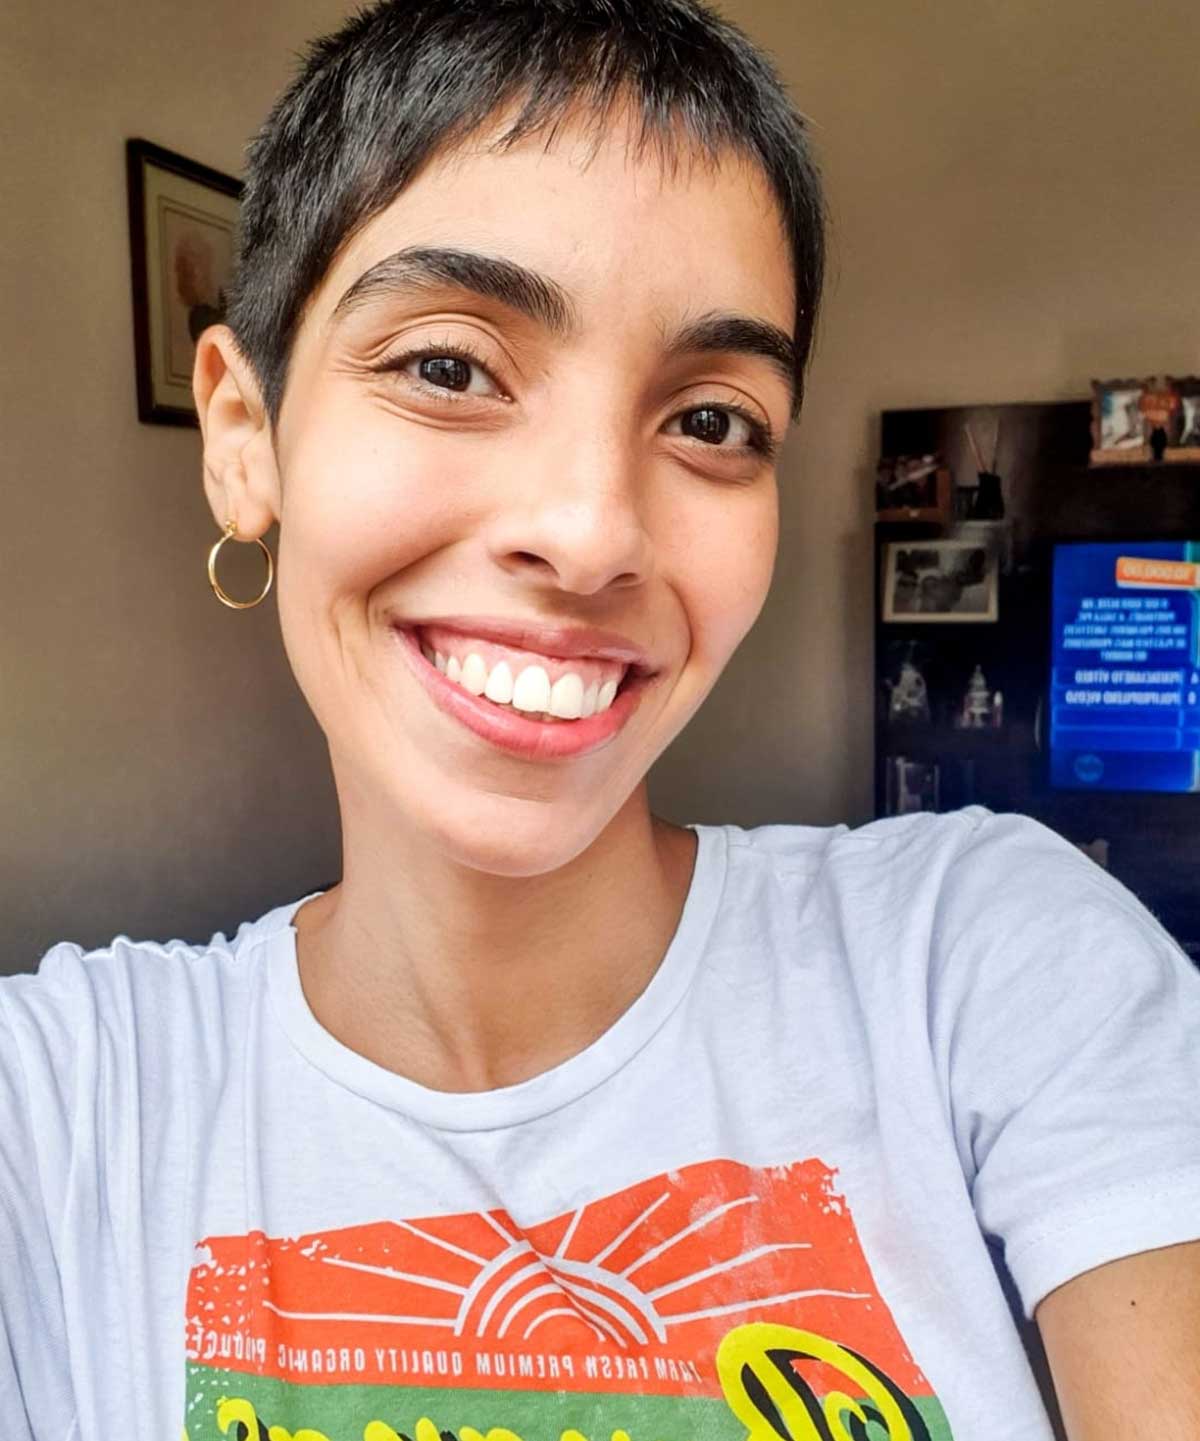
[420,640,621,719]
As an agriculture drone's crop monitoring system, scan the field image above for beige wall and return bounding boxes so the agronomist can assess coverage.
[4,0,1199,966]
[1,0,349,967]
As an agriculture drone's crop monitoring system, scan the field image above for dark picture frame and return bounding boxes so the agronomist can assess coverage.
[126,138,242,427]
[881,538,999,623]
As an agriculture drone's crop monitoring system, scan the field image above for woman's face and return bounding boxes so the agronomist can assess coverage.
[237,106,796,876]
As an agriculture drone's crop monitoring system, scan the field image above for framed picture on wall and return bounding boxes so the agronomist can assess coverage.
[881,538,999,622]
[125,138,242,426]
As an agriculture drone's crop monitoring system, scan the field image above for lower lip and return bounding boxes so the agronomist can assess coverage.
[389,625,655,761]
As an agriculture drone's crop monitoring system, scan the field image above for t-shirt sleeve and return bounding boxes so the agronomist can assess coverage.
[0,976,78,1439]
[928,809,1200,1321]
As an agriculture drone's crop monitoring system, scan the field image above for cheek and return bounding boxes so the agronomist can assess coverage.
[675,487,779,666]
[276,412,470,617]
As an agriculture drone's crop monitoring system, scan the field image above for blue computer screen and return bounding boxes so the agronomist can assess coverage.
[1050,541,1200,792]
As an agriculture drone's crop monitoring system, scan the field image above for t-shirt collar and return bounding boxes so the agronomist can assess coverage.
[261,824,727,1131]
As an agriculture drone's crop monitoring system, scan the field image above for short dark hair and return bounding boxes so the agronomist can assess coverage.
[225,0,825,431]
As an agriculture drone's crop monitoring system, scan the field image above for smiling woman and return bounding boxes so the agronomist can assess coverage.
[4,2,1200,1440]
[192,21,810,901]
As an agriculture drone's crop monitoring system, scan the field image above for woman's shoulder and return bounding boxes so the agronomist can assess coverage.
[716,803,1049,885]
[723,802,1097,877]
[0,891,310,1056]
[0,893,322,1190]
[712,804,1139,953]
[725,801,1062,851]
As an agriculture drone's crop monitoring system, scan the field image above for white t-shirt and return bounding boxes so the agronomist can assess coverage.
[3,805,1199,1441]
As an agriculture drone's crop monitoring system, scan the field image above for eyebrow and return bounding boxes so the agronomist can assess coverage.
[330,245,798,414]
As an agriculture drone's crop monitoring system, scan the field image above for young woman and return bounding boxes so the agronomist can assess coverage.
[3,3,1198,1439]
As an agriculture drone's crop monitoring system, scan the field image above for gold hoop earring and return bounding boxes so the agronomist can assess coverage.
[207,518,275,609]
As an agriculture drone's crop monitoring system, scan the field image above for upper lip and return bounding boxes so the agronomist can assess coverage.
[393,615,656,673]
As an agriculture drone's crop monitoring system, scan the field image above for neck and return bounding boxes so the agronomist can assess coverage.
[291,787,698,1094]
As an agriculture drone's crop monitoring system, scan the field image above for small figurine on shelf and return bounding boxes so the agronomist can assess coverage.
[956,663,994,729]
[885,642,931,725]
[885,757,940,815]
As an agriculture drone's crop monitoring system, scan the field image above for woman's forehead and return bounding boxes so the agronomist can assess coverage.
[312,106,794,334]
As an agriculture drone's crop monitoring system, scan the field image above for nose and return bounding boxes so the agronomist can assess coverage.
[484,427,654,597]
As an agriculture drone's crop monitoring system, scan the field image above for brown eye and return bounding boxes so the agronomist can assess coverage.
[668,403,777,458]
[367,342,502,400]
[682,407,732,444]
[418,356,472,391]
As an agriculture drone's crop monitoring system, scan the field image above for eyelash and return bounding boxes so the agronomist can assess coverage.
[366,341,779,461]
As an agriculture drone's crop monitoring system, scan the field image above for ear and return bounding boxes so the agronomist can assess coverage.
[193,325,281,539]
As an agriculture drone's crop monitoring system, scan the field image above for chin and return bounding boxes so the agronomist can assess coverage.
[406,781,638,879]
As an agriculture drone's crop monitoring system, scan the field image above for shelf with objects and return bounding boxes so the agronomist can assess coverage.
[871,393,1200,955]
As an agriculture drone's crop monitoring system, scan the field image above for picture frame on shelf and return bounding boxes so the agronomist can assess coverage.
[126,137,242,426]
[1169,375,1200,461]
[875,455,951,523]
[881,538,999,623]
[1089,375,1200,465]
[1090,377,1152,463]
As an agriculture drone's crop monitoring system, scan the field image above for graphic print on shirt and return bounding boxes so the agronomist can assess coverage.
[182,1157,955,1440]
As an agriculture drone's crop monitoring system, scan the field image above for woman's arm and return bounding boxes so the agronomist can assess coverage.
[1036,1239,1200,1439]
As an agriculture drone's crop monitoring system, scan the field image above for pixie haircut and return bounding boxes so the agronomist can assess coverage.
[225,0,826,432]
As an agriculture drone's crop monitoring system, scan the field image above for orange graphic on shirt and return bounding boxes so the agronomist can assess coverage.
[186,1156,932,1403]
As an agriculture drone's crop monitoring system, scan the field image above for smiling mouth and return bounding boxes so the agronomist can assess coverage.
[407,624,641,722]
[390,620,658,759]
